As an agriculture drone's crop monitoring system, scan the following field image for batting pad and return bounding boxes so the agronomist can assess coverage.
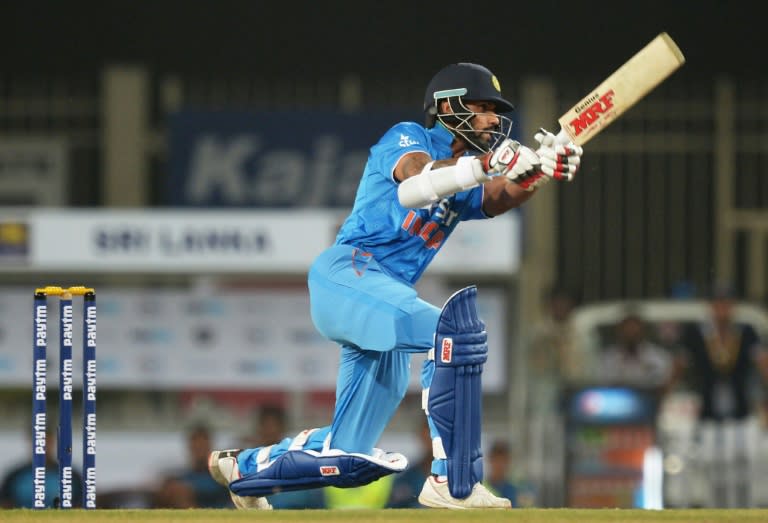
[229,447,407,496]
[428,285,488,499]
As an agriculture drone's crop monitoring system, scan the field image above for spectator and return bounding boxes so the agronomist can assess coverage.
[678,286,768,507]
[527,287,580,413]
[245,404,289,448]
[1,425,83,508]
[153,423,232,508]
[483,440,518,507]
[599,308,677,394]
[680,288,768,422]
[387,419,433,508]
[525,287,579,507]
[152,477,197,509]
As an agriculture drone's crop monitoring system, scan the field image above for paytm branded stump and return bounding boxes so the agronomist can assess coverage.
[32,286,96,509]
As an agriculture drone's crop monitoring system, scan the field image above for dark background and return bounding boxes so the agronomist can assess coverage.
[1,0,761,80]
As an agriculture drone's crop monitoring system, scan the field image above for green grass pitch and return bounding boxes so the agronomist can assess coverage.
[3,509,768,522]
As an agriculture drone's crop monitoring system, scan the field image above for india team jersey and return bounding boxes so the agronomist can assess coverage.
[334,122,488,284]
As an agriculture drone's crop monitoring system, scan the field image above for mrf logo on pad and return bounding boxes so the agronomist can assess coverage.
[320,466,340,476]
[441,338,453,363]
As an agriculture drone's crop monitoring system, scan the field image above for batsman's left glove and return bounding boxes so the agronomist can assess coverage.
[481,138,546,191]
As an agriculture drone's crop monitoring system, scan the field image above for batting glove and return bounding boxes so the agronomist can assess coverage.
[534,128,583,181]
[481,139,544,191]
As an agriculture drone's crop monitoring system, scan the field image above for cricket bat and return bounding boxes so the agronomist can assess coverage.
[556,32,685,146]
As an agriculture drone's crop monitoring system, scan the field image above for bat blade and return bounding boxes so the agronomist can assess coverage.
[557,32,685,146]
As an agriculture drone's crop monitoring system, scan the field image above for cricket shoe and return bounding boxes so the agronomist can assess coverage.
[208,449,272,510]
[418,475,512,509]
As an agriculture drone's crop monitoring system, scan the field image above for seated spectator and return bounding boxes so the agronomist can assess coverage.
[1,425,83,508]
[153,423,232,508]
[244,404,289,448]
[599,309,676,392]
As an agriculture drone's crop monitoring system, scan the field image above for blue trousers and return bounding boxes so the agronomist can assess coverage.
[239,244,445,475]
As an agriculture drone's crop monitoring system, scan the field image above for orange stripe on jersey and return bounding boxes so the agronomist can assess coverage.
[401,211,416,233]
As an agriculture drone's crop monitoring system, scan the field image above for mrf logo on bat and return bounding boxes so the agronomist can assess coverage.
[567,89,616,138]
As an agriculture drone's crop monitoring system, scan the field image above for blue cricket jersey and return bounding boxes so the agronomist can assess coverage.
[334,122,488,284]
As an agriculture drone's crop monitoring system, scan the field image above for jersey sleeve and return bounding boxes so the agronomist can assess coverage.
[368,122,431,182]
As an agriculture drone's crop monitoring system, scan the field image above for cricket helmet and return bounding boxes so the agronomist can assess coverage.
[424,62,514,152]
[424,62,515,115]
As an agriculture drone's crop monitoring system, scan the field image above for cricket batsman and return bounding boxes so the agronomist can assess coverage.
[209,62,583,509]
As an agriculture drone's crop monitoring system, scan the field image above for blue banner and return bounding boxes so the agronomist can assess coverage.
[168,109,418,208]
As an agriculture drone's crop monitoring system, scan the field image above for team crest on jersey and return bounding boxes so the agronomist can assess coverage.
[399,134,419,147]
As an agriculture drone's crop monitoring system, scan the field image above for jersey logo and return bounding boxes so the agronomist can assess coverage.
[399,134,419,147]
[491,75,501,92]
[350,248,372,277]
[320,466,340,476]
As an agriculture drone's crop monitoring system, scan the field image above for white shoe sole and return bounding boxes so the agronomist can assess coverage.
[418,477,511,509]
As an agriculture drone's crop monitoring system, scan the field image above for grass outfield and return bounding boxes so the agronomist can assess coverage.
[3,509,768,523]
